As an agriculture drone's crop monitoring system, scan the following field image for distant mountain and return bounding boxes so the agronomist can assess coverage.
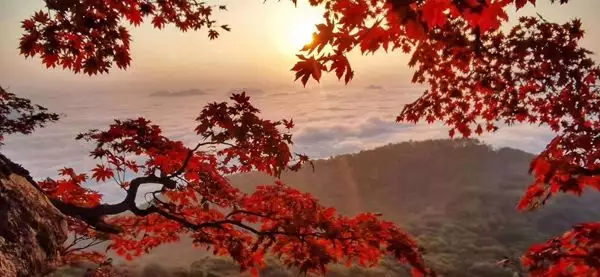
[150,88,207,97]
[52,139,600,277]
[227,87,265,96]
[365,85,384,90]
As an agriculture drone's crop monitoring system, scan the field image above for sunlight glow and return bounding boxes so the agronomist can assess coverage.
[269,2,325,56]
[287,22,316,51]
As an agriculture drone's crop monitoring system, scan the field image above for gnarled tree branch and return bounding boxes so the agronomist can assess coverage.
[48,174,176,233]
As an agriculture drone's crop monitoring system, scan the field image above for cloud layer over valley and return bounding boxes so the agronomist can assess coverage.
[2,85,554,202]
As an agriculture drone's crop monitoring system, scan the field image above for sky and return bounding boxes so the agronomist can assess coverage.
[0,0,417,92]
[0,0,599,202]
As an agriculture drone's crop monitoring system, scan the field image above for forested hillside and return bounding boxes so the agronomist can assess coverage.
[229,139,600,276]
[54,139,600,277]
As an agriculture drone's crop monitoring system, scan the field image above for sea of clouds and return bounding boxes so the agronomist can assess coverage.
[1,85,555,202]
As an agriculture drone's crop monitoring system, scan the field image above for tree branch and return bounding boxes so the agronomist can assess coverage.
[1,153,357,246]
[49,174,177,233]
[64,238,106,254]
[167,140,235,178]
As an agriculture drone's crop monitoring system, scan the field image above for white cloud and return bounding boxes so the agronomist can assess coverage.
[1,85,556,202]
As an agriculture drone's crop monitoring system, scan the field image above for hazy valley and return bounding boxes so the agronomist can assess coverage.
[53,139,600,277]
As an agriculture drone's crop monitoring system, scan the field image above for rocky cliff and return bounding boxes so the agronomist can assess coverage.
[0,154,67,277]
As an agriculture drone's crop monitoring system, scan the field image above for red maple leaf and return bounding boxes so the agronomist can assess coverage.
[291,55,326,86]
[151,16,166,29]
[421,0,452,28]
[91,165,114,182]
[127,9,143,26]
[42,53,59,68]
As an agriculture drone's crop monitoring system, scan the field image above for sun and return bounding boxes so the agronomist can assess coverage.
[269,3,325,55]
[287,22,316,51]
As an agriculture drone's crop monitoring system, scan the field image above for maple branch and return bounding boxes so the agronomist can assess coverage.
[115,190,357,243]
[2,153,307,238]
[64,237,106,254]
[225,209,277,221]
[45,172,313,240]
[158,213,324,240]
[168,140,235,178]
[49,175,177,233]
[63,234,86,252]
[167,142,205,178]
[473,26,483,56]
[545,159,600,177]
[145,206,366,244]
[580,167,600,176]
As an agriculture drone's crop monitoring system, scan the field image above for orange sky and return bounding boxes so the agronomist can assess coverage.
[1,0,599,95]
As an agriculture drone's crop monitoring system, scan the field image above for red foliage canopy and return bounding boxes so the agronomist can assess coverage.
[37,94,429,276]
[12,0,600,276]
[20,0,229,75]
[289,1,600,274]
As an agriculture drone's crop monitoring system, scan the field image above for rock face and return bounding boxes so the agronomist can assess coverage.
[0,154,67,277]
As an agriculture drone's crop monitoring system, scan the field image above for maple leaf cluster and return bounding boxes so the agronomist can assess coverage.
[290,0,538,86]
[0,86,60,147]
[36,93,430,276]
[20,0,230,75]
[522,223,600,276]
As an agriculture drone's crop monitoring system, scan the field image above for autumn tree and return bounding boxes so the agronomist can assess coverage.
[11,0,600,276]
[31,94,427,276]
[0,86,59,146]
